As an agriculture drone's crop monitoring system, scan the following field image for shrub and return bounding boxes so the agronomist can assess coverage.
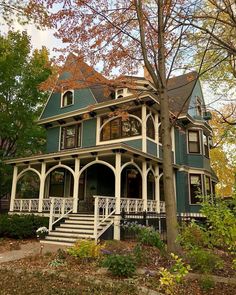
[123,223,165,250]
[199,275,215,291]
[0,214,49,239]
[187,248,223,274]
[177,221,210,250]
[67,240,104,260]
[200,196,236,252]
[159,253,191,295]
[102,254,136,277]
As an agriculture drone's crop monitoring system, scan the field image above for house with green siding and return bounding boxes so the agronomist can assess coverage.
[6,54,217,245]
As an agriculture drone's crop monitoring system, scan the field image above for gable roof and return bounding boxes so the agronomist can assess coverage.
[57,53,113,103]
[167,72,199,116]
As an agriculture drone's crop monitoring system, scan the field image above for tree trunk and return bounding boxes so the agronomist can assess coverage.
[157,0,179,252]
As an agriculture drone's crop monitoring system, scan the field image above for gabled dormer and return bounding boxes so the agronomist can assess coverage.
[39,53,112,121]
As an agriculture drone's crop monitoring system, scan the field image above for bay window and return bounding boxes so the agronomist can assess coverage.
[189,174,203,204]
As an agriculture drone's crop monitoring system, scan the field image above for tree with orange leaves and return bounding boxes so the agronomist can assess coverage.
[30,0,236,252]
[33,0,205,252]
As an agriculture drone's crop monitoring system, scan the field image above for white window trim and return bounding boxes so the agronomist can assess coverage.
[61,89,75,108]
[188,173,204,205]
[187,129,202,155]
[98,114,142,144]
[59,122,82,151]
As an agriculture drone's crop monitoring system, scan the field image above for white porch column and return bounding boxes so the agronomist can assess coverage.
[38,162,46,212]
[155,165,160,213]
[142,104,147,153]
[73,157,80,213]
[10,165,18,212]
[155,113,159,156]
[142,161,147,211]
[114,152,121,240]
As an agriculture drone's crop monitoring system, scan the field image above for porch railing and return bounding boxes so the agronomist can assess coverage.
[13,198,52,212]
[93,196,166,241]
[93,196,116,242]
[13,199,40,212]
[49,197,73,231]
[121,198,144,212]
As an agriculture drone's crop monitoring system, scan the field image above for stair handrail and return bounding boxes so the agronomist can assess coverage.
[94,195,116,242]
[49,197,73,231]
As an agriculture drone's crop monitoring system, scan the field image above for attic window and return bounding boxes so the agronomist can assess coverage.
[196,98,202,116]
[62,90,74,107]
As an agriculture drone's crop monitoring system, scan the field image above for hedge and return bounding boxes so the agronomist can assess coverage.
[0,214,49,239]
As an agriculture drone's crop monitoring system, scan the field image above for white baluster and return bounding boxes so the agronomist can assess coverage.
[62,198,65,215]
[49,197,55,231]
[94,196,98,241]
[29,200,32,212]
[20,200,23,212]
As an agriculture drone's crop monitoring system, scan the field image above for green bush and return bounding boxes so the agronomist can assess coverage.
[187,248,223,274]
[200,196,236,252]
[136,226,165,250]
[199,275,215,291]
[0,214,48,239]
[177,221,210,250]
[123,223,165,250]
[102,254,136,277]
[67,240,103,260]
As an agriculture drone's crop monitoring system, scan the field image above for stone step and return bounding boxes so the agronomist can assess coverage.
[45,235,93,243]
[68,216,95,221]
[55,226,101,232]
[40,240,74,247]
[49,231,92,238]
[64,219,95,224]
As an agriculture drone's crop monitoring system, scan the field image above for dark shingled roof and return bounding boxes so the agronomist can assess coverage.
[59,55,199,114]
[167,72,198,116]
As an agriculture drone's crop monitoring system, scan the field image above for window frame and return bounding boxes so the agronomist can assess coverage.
[100,111,142,142]
[204,175,212,196]
[187,130,201,154]
[146,115,155,140]
[60,124,81,150]
[189,173,203,205]
[203,134,209,158]
[61,90,74,108]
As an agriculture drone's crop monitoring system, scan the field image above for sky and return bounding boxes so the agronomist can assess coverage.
[1,19,232,110]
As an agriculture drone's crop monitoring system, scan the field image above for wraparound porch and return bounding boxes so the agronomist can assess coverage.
[6,143,171,240]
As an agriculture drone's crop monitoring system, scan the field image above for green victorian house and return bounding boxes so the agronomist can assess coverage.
[6,54,217,245]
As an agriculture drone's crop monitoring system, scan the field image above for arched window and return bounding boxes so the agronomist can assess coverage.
[146,116,155,139]
[62,90,73,107]
[100,116,141,141]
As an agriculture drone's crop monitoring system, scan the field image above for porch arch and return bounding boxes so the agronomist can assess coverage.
[17,168,41,181]
[16,169,40,199]
[45,164,75,179]
[78,160,115,177]
[121,162,142,177]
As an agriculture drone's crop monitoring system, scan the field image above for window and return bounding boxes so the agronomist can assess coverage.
[205,176,211,196]
[203,134,209,157]
[189,174,203,204]
[196,98,202,116]
[60,124,81,149]
[100,115,141,141]
[146,116,155,139]
[188,130,200,153]
[62,90,73,107]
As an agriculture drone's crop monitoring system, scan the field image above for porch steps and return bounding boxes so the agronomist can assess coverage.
[41,213,114,246]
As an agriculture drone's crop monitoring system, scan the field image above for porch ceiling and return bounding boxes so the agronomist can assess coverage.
[4,143,166,167]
